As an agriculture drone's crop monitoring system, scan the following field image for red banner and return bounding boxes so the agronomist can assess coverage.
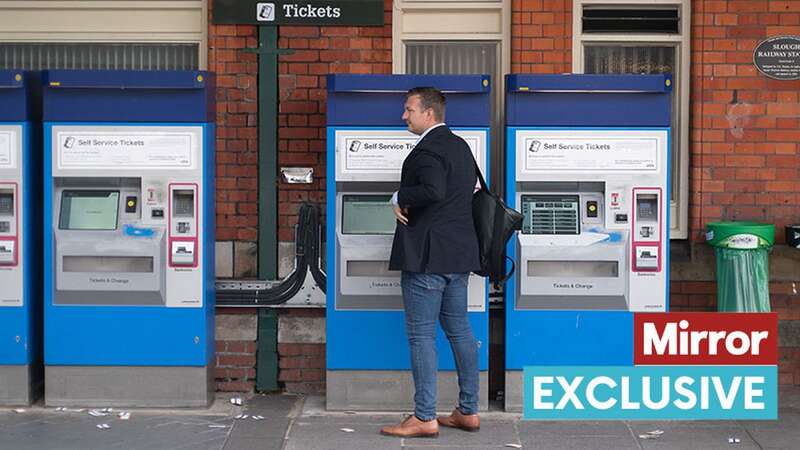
[634,313,778,365]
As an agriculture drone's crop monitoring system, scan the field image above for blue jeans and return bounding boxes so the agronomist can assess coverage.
[401,271,479,421]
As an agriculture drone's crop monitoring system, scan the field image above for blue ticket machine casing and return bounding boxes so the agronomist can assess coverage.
[42,70,215,407]
[326,75,491,411]
[504,75,672,411]
[0,71,42,405]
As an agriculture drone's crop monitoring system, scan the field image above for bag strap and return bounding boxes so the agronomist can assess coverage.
[497,255,516,285]
[472,155,489,192]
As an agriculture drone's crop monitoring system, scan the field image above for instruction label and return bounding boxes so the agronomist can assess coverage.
[0,128,17,169]
[336,128,487,181]
[56,128,199,170]
[518,129,665,173]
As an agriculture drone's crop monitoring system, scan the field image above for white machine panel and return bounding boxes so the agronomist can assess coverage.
[0,125,22,307]
[513,128,668,312]
[50,125,205,308]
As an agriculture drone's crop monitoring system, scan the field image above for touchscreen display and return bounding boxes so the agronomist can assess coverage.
[59,191,119,230]
[521,194,580,235]
[342,195,396,235]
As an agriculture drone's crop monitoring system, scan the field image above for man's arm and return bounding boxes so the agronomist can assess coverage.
[397,150,446,208]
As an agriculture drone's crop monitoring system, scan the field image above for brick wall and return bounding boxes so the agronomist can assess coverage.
[214,310,259,392]
[276,309,326,394]
[690,0,800,243]
[511,0,573,74]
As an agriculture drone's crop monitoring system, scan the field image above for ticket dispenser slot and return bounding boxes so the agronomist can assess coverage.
[0,186,17,266]
[169,185,198,267]
[632,189,661,272]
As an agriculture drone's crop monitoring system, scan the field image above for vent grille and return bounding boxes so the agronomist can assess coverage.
[522,195,580,235]
[0,43,199,70]
[582,7,680,34]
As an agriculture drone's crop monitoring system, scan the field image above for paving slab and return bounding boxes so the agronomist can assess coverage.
[628,421,757,450]
[740,410,800,449]
[517,420,633,437]
[0,393,296,450]
[519,435,641,450]
[223,436,284,450]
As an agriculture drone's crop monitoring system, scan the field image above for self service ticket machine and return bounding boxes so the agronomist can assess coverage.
[326,75,490,411]
[0,71,42,405]
[504,75,672,411]
[42,70,215,407]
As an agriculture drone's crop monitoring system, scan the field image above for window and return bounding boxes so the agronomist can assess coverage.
[0,1,206,69]
[394,0,511,194]
[573,0,690,239]
[0,43,199,70]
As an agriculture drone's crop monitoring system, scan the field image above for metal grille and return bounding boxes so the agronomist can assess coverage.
[522,195,580,235]
[585,44,679,201]
[0,43,199,70]
[405,41,502,193]
[582,7,680,34]
[406,41,497,75]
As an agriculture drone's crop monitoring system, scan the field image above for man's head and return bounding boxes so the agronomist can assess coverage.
[402,87,446,135]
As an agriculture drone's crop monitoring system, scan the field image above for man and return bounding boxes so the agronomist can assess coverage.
[380,87,481,438]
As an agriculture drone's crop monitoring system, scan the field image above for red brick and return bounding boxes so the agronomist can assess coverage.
[216,381,255,392]
[218,354,257,367]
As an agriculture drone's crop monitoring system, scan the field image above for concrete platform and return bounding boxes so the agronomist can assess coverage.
[2,387,800,449]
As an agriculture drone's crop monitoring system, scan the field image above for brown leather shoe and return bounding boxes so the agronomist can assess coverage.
[380,415,439,438]
[437,408,480,432]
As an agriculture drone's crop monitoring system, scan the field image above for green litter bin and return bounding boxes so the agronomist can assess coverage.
[706,222,774,312]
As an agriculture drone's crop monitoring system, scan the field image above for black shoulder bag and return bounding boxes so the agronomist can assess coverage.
[471,160,523,285]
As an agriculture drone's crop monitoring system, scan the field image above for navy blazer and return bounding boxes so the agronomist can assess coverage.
[389,125,481,273]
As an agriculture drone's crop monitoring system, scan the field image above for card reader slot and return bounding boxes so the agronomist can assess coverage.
[527,260,619,278]
[63,255,154,273]
[346,260,398,277]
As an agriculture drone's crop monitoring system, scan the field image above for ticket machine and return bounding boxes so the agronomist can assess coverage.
[42,70,215,407]
[0,71,41,405]
[326,75,491,411]
[504,74,672,411]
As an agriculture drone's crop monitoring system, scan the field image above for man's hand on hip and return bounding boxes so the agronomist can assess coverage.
[394,205,409,225]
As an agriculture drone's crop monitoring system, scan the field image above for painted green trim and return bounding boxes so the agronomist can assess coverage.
[258,26,278,280]
[256,309,279,391]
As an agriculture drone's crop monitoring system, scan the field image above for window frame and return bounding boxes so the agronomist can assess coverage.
[572,0,691,239]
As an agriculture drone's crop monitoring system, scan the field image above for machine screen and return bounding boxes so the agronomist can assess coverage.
[0,192,12,215]
[173,190,195,217]
[521,194,580,235]
[637,195,658,221]
[59,191,119,230]
[342,195,396,235]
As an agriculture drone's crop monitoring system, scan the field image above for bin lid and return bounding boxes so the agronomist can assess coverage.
[706,221,775,249]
